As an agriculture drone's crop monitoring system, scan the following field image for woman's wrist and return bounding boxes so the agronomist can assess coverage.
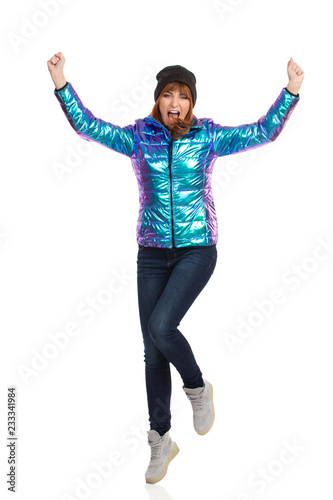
[286,82,300,96]
[54,75,67,90]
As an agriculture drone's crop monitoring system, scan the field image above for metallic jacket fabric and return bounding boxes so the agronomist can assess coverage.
[54,82,299,248]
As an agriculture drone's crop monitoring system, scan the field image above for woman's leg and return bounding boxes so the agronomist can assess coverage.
[148,244,217,388]
[137,245,172,436]
[137,244,217,436]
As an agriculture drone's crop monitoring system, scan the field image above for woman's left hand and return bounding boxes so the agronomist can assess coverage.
[286,57,304,95]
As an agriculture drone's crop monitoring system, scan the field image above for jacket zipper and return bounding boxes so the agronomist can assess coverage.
[169,139,175,248]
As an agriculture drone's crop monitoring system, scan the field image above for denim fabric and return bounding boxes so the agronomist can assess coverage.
[137,243,217,436]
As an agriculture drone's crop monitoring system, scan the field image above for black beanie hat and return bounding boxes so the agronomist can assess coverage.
[154,64,197,107]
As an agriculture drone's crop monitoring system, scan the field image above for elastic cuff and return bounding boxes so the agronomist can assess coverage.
[55,81,68,92]
[284,87,299,98]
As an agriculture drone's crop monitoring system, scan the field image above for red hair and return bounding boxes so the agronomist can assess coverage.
[151,81,194,140]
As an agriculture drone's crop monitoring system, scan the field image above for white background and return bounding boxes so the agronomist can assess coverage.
[1,0,332,499]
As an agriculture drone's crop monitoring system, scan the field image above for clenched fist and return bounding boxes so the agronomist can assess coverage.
[286,57,304,95]
[47,52,67,90]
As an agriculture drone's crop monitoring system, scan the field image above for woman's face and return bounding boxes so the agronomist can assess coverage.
[158,87,190,128]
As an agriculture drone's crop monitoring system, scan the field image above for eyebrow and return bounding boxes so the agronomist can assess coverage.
[164,91,187,96]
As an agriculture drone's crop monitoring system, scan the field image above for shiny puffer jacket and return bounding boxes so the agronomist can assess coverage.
[54,82,299,248]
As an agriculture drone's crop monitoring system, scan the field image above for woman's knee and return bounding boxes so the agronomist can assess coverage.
[144,344,169,370]
[148,312,174,347]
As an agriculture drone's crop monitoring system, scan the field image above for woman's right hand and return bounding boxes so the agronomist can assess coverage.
[47,52,67,89]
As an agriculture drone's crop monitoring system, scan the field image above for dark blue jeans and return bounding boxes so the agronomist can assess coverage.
[137,243,217,436]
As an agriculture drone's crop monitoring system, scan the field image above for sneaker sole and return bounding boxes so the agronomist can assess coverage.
[145,442,180,484]
[195,381,215,435]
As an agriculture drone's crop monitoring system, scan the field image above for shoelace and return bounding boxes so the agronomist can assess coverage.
[186,392,205,412]
[149,437,164,461]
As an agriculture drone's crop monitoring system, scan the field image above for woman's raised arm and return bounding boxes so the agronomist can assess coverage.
[212,57,304,157]
[47,52,135,158]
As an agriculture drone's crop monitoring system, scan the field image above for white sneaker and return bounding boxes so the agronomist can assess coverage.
[183,379,215,435]
[145,430,179,484]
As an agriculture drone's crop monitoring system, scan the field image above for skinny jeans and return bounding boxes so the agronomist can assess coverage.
[136,243,217,436]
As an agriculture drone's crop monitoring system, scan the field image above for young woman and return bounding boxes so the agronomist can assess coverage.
[47,53,304,484]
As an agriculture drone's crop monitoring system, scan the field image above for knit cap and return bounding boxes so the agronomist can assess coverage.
[154,65,197,107]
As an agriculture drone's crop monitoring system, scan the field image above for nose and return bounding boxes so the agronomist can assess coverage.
[170,95,180,108]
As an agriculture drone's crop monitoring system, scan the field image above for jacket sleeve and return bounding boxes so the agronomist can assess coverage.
[212,88,300,157]
[54,82,135,157]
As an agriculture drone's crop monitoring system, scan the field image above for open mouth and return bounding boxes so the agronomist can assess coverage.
[167,111,180,122]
